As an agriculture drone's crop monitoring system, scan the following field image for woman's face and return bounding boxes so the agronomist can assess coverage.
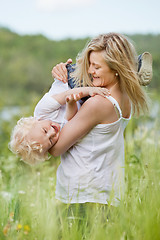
[88,51,116,88]
[27,120,60,154]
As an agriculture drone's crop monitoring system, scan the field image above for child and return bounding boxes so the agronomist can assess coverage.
[9,79,109,165]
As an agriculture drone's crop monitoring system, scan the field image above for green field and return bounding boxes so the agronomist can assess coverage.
[0,28,160,239]
[0,95,160,239]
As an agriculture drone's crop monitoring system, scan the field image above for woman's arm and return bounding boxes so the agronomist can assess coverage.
[49,95,114,157]
[52,86,110,105]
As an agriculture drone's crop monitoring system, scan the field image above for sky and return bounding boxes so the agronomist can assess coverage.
[0,0,160,40]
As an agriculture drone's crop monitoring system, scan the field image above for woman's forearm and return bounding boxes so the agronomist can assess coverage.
[51,87,91,105]
[51,86,110,105]
[48,95,106,157]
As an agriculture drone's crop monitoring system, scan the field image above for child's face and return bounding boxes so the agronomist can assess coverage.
[27,120,60,154]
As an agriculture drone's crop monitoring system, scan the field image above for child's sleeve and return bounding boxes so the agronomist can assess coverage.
[34,93,62,120]
[34,79,69,122]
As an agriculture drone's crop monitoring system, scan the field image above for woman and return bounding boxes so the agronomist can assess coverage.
[49,33,148,206]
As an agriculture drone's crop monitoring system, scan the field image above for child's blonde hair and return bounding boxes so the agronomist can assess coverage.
[9,117,48,165]
[72,32,149,116]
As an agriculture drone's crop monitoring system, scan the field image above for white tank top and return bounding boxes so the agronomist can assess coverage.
[55,96,131,206]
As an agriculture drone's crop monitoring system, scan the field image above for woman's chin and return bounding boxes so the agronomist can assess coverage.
[93,82,103,87]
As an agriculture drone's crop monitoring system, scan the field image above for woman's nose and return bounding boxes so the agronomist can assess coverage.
[88,65,94,74]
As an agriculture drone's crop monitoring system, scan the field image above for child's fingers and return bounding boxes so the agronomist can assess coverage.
[66,92,83,103]
[76,92,83,100]
[71,94,75,101]
[66,94,74,103]
[66,96,70,102]
[72,92,83,101]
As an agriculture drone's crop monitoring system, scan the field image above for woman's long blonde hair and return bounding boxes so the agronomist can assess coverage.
[72,32,149,115]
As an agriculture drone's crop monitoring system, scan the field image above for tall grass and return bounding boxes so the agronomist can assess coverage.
[0,117,160,239]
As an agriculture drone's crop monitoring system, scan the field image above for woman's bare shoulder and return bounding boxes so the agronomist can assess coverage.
[82,95,117,124]
[83,95,113,110]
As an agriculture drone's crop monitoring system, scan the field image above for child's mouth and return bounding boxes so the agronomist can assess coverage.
[51,125,59,134]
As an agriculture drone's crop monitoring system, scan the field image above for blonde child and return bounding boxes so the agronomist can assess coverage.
[9,79,110,165]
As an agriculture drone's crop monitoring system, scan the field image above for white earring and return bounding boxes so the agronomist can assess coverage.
[115,73,118,76]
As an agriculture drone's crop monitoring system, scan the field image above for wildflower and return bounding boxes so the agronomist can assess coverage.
[18,190,26,194]
[16,223,22,231]
[0,191,12,200]
[3,223,10,236]
[49,177,54,181]
[24,225,30,235]
[30,203,35,207]
[9,212,14,222]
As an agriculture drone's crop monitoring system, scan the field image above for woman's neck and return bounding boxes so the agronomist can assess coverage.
[108,81,119,93]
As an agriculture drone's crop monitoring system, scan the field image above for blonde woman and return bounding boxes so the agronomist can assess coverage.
[47,33,150,209]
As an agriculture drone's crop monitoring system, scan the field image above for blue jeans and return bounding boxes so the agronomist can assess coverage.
[66,64,89,104]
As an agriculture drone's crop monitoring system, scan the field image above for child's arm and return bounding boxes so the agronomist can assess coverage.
[65,92,83,121]
[60,87,111,121]
[34,81,110,122]
[34,79,69,120]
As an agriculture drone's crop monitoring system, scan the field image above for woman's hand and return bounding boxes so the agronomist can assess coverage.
[51,58,72,83]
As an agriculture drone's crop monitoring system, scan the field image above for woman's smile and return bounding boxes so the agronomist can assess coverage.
[88,51,116,88]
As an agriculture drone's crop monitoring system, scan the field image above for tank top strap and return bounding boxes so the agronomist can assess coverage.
[105,95,122,119]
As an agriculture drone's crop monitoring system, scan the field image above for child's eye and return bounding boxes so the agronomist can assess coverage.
[43,128,47,133]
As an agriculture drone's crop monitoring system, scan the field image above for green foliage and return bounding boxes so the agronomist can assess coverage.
[0,27,160,107]
[0,27,89,106]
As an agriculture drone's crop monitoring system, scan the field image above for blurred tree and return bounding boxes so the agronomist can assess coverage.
[0,27,159,107]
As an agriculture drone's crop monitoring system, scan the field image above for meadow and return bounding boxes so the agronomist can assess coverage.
[0,29,160,239]
[0,91,160,240]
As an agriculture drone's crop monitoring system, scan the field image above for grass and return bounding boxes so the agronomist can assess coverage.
[0,117,160,239]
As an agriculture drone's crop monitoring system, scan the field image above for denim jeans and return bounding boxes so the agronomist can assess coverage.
[66,64,89,104]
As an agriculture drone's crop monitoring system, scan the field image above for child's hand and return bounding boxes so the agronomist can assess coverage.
[88,87,111,97]
[66,92,84,104]
[51,59,72,83]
